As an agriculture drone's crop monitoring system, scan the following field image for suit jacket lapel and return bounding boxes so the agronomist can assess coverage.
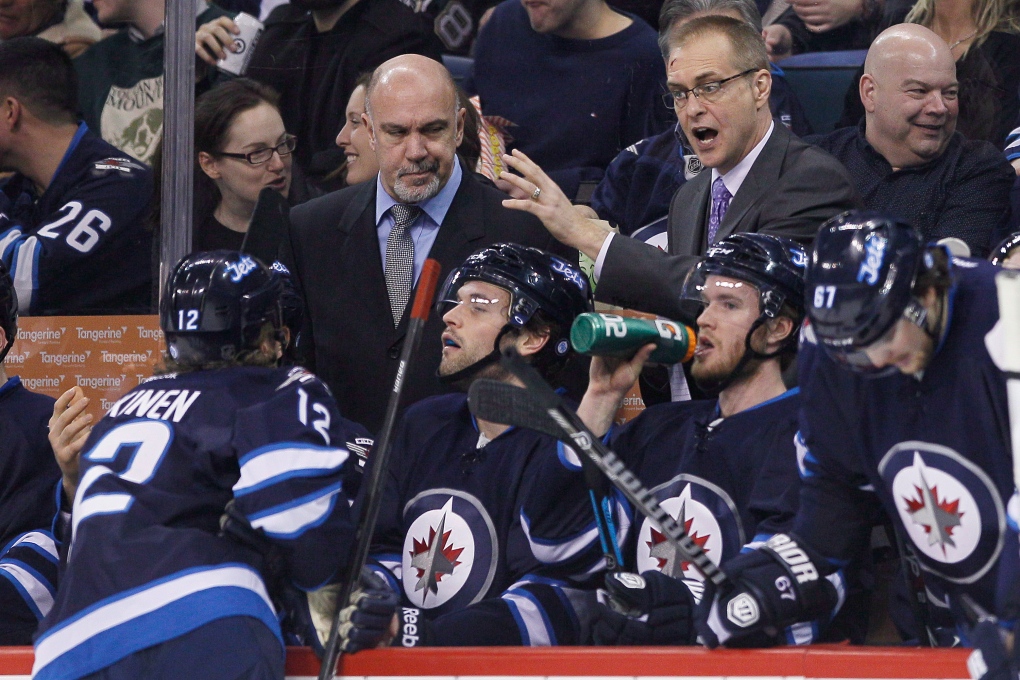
[715,123,789,242]
[670,170,711,256]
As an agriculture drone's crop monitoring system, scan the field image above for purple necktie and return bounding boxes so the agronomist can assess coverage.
[707,177,732,246]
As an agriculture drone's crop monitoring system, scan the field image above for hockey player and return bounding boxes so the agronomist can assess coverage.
[0,37,152,316]
[347,243,605,647]
[573,234,852,645]
[694,212,1014,649]
[32,251,365,679]
[0,260,61,644]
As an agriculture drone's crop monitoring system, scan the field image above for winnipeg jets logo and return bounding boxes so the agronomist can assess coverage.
[880,442,1004,584]
[637,482,727,585]
[646,489,712,578]
[902,454,964,555]
[409,508,464,602]
[402,493,494,611]
[550,258,586,290]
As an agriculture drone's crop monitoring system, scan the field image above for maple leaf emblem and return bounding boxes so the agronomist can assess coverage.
[409,511,464,602]
[645,487,711,578]
[902,453,963,556]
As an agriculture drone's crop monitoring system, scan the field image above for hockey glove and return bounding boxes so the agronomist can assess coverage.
[591,570,697,645]
[337,568,401,653]
[695,533,839,648]
[967,618,1019,680]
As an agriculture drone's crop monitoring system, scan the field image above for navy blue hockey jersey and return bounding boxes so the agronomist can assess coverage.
[33,366,357,679]
[369,394,605,646]
[0,124,152,315]
[0,530,59,645]
[0,377,60,551]
[795,257,1011,630]
[608,391,802,602]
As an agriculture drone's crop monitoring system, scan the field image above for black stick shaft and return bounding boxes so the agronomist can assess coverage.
[499,350,727,587]
[318,259,442,680]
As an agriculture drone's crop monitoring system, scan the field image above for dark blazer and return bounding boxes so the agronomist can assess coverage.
[283,170,569,434]
[596,123,860,319]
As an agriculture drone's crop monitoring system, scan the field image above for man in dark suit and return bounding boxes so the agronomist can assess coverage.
[283,54,564,433]
[502,15,858,321]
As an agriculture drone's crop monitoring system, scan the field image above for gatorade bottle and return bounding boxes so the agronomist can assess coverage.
[570,313,696,364]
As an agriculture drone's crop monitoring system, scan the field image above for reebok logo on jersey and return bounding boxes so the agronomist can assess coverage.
[399,607,424,646]
[856,234,887,285]
[765,534,818,583]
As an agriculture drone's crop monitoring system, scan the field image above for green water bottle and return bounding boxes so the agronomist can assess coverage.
[570,313,696,364]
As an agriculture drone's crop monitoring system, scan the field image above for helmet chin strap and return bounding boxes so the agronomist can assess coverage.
[438,326,517,389]
[695,314,794,395]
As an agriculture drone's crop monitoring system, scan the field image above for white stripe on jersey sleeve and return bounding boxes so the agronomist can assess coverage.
[12,532,58,561]
[0,562,54,619]
[502,589,554,646]
[249,485,342,539]
[0,227,23,260]
[519,510,600,565]
[13,236,39,313]
[33,565,273,677]
[234,444,349,495]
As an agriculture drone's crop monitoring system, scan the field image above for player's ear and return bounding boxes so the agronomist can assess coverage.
[765,315,795,351]
[515,327,550,359]
[0,97,20,131]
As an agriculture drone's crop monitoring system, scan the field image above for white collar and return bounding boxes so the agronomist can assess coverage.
[711,120,774,197]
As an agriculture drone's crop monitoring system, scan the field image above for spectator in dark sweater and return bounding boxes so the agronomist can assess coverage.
[810,25,1014,257]
[762,0,910,59]
[591,0,813,239]
[196,0,443,192]
[464,0,673,201]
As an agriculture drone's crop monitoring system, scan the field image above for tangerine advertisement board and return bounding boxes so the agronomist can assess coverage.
[3,315,163,420]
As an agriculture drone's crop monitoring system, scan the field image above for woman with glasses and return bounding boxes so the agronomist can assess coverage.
[193,78,299,252]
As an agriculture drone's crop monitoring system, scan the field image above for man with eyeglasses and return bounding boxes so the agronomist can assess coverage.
[691,211,1016,650]
[0,37,152,316]
[502,14,858,322]
[808,25,1015,259]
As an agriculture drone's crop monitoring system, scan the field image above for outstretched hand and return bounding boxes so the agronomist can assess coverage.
[499,150,613,260]
[49,386,92,501]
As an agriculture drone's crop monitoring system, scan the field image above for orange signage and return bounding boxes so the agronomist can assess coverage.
[4,315,163,421]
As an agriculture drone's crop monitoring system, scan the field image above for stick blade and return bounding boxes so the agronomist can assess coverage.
[467,380,566,441]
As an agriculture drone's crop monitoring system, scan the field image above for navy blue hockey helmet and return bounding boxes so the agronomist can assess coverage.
[0,260,16,363]
[436,243,593,363]
[160,251,284,365]
[990,232,1020,267]
[806,211,925,372]
[681,233,808,321]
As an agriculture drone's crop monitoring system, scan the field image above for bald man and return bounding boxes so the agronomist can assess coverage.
[282,54,567,433]
[810,24,1014,257]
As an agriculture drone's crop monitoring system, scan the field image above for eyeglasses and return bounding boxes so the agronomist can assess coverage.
[661,69,759,110]
[217,134,297,165]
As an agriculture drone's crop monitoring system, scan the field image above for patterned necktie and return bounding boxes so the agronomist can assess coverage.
[385,203,422,326]
[707,177,732,246]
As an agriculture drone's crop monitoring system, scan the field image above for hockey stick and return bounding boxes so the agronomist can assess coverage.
[993,270,1020,493]
[317,259,442,680]
[469,351,727,586]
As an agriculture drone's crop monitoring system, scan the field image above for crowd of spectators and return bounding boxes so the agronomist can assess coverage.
[2,0,1020,673]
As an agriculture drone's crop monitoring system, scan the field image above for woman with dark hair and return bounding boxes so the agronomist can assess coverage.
[193,78,299,251]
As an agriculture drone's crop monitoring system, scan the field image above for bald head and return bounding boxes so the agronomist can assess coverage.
[362,54,465,204]
[863,24,955,78]
[859,24,958,169]
[365,54,459,120]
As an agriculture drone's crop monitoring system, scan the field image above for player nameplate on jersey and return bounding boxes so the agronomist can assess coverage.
[402,489,498,615]
[636,475,743,600]
[879,441,1005,584]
